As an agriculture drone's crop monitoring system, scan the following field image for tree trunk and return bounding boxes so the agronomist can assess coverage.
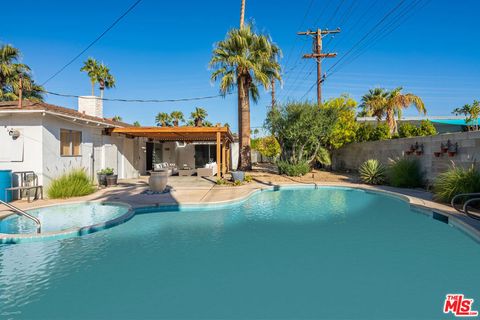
[239,0,246,29]
[386,108,396,135]
[91,81,95,96]
[238,76,251,171]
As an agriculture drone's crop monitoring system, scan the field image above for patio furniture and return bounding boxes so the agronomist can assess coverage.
[5,171,43,202]
[178,168,196,176]
[197,162,218,177]
[153,163,178,176]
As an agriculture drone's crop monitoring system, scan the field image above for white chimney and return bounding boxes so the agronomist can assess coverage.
[78,96,103,118]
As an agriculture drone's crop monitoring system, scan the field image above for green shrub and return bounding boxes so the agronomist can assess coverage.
[371,123,391,141]
[253,136,281,158]
[233,180,242,186]
[433,165,480,202]
[398,122,418,138]
[356,123,374,142]
[216,178,226,185]
[388,158,424,188]
[244,175,253,183]
[98,167,114,175]
[359,159,387,185]
[417,120,437,136]
[277,160,310,176]
[47,169,96,199]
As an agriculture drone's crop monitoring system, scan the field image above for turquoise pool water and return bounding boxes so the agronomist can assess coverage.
[0,202,129,234]
[0,188,479,319]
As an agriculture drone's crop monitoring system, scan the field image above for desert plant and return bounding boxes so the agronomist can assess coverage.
[233,180,242,186]
[277,160,310,176]
[47,169,96,199]
[388,158,424,188]
[359,159,387,185]
[433,164,480,202]
[216,178,226,185]
[244,175,253,183]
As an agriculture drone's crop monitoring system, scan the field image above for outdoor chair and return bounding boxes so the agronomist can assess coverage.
[5,171,44,202]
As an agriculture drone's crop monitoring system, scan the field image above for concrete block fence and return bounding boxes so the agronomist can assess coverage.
[332,131,480,184]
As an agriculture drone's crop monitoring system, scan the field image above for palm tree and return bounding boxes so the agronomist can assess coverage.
[359,88,388,121]
[210,24,281,170]
[80,58,100,96]
[155,112,171,127]
[96,63,115,99]
[0,44,44,102]
[190,107,207,127]
[384,87,426,134]
[203,120,213,127]
[133,121,141,127]
[112,115,122,122]
[170,111,184,126]
[360,87,425,134]
[453,100,480,131]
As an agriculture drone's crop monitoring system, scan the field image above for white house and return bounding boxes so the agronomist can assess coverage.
[0,98,146,188]
[0,98,238,191]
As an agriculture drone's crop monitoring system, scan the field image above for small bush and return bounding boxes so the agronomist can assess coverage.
[417,120,437,136]
[253,136,281,158]
[433,165,480,202]
[388,158,424,188]
[398,122,418,138]
[47,169,96,199]
[216,178,226,185]
[277,160,310,176]
[356,123,374,142]
[233,180,242,186]
[244,175,253,183]
[359,159,387,185]
[371,123,391,141]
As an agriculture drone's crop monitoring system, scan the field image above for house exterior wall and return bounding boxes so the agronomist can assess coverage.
[0,113,44,185]
[332,130,480,184]
[1,112,144,192]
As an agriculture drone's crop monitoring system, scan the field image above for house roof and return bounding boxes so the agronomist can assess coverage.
[112,126,234,143]
[0,100,132,128]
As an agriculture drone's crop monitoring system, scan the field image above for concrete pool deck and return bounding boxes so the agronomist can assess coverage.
[1,170,480,237]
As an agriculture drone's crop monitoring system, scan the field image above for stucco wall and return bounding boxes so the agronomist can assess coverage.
[332,130,480,184]
[0,113,44,185]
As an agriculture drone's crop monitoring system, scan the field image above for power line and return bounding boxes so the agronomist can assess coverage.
[41,0,143,85]
[40,89,233,103]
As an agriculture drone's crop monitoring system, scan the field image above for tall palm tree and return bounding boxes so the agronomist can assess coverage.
[80,58,100,96]
[156,112,171,127]
[453,100,480,131]
[0,44,44,102]
[112,115,122,122]
[170,111,184,126]
[96,63,115,99]
[359,88,388,122]
[190,107,207,127]
[210,24,281,170]
[239,0,246,28]
[385,87,426,134]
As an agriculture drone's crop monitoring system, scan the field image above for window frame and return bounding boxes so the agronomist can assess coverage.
[60,129,82,157]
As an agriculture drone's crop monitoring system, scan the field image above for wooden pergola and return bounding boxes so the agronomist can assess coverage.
[111,126,234,176]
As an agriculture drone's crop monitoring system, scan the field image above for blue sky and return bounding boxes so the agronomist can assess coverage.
[2,0,480,133]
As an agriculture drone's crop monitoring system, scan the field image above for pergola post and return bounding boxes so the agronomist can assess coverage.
[221,142,226,176]
[216,131,221,177]
[226,144,230,173]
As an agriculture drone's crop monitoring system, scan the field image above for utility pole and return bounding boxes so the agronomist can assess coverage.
[239,0,246,29]
[18,74,23,109]
[298,28,340,105]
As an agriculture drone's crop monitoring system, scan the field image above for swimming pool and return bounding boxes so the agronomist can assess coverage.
[0,202,133,243]
[0,187,479,319]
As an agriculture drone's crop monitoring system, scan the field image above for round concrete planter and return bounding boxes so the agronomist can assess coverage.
[149,171,168,192]
[231,171,245,182]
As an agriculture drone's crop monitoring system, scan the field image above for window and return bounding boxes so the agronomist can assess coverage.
[60,129,82,156]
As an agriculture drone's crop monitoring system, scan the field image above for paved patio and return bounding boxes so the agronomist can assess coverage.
[1,170,479,236]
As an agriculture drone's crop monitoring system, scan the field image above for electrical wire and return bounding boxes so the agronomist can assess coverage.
[40,89,233,103]
[41,0,143,85]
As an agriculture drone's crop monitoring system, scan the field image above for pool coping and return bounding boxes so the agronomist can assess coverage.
[0,201,135,244]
